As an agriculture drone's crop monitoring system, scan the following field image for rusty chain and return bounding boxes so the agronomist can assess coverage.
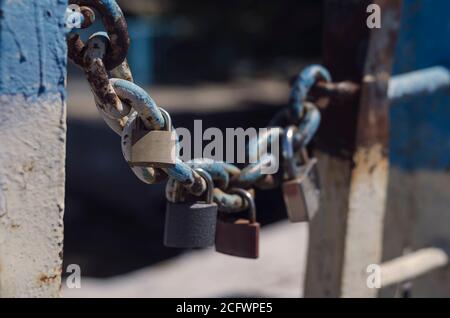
[66,0,331,213]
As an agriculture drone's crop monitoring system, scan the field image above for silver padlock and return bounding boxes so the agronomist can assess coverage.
[282,126,321,222]
[164,168,218,248]
[129,107,177,168]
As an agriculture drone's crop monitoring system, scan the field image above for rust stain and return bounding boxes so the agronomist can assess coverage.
[23,161,35,172]
[10,223,20,229]
[38,267,62,285]
[38,273,58,285]
[80,6,95,28]
[310,80,361,108]
[356,0,403,150]
[68,0,130,70]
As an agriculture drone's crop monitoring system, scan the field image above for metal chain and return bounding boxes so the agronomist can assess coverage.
[66,0,331,213]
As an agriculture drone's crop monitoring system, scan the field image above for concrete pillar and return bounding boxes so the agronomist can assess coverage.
[0,0,67,297]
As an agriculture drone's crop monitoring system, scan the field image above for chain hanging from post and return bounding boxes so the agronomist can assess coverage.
[65,0,331,214]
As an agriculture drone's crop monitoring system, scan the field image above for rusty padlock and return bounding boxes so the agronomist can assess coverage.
[215,188,260,259]
[129,107,177,168]
[164,168,218,248]
[282,126,321,222]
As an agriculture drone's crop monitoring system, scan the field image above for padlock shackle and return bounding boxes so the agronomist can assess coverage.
[282,126,297,179]
[193,168,214,204]
[229,188,256,224]
[158,107,172,132]
[282,125,310,179]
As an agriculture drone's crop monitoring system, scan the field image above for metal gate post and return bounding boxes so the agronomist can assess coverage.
[0,0,67,297]
[341,0,402,297]
[303,0,371,297]
[303,0,402,297]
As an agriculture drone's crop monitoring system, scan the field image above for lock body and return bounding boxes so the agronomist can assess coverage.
[282,157,320,222]
[164,201,218,248]
[215,218,260,258]
[130,130,176,168]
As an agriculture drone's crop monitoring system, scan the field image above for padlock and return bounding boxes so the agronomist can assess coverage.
[129,107,177,168]
[164,168,218,248]
[282,126,321,222]
[215,188,260,259]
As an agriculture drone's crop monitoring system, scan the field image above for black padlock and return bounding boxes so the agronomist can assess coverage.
[164,168,218,248]
[215,188,260,259]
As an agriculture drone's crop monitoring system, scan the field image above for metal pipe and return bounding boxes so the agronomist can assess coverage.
[380,247,449,289]
[311,66,450,106]
[389,66,450,101]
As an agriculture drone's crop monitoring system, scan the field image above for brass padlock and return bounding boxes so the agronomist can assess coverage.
[164,168,218,248]
[215,188,260,259]
[282,126,321,222]
[129,107,177,168]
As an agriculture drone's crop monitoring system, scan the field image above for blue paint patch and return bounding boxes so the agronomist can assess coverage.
[101,0,123,20]
[390,0,450,171]
[0,0,67,98]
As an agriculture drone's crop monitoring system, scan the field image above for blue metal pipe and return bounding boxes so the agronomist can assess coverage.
[389,66,450,102]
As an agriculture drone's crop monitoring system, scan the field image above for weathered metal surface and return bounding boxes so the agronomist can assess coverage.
[164,168,217,248]
[341,0,403,298]
[0,0,67,297]
[83,33,129,119]
[215,188,260,259]
[304,0,371,298]
[311,66,450,111]
[110,78,164,129]
[310,80,361,106]
[69,0,130,70]
[69,0,330,212]
[383,0,450,297]
[310,66,450,108]
[288,65,331,119]
[78,6,95,29]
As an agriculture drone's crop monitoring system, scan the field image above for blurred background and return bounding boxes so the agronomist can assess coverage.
[63,0,324,297]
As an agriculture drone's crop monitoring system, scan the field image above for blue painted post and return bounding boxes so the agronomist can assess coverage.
[0,0,67,297]
[385,0,450,297]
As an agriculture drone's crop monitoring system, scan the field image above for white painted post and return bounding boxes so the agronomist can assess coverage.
[0,0,67,297]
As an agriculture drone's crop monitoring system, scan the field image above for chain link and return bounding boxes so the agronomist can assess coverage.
[66,0,330,213]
